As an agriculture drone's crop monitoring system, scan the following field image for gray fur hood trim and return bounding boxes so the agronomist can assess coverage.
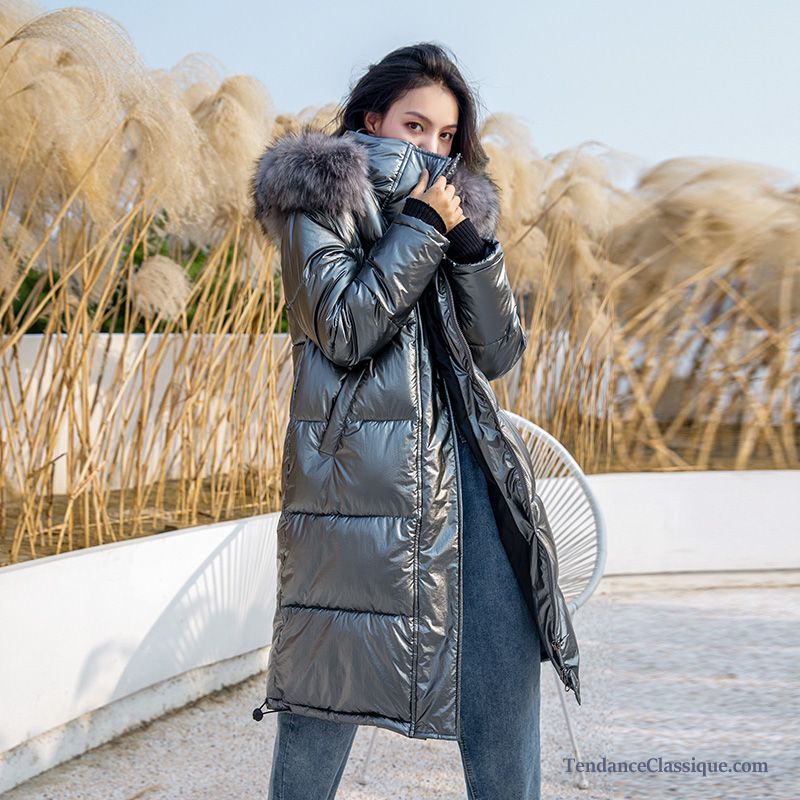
[250,127,502,245]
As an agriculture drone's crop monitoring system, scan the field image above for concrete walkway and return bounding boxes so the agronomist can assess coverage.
[5,577,797,799]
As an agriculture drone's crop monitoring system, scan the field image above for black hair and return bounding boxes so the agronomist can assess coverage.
[329,42,491,174]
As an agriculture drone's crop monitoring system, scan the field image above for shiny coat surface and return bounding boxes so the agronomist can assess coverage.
[250,127,580,740]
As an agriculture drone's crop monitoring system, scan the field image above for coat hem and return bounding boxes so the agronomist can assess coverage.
[262,696,458,741]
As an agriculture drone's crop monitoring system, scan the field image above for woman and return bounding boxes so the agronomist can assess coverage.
[250,42,580,799]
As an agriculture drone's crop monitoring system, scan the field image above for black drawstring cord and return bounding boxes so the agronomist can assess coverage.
[252,698,278,721]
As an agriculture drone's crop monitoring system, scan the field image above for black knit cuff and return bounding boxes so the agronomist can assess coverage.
[402,197,446,235]
[445,218,487,263]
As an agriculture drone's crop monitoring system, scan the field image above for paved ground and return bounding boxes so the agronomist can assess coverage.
[6,579,798,799]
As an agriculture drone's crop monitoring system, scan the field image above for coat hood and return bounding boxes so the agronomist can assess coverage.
[250,127,503,246]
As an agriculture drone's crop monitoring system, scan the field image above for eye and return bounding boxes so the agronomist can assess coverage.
[406,122,455,143]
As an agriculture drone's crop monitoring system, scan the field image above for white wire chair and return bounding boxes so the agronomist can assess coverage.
[504,410,607,617]
[356,411,607,789]
[504,410,607,790]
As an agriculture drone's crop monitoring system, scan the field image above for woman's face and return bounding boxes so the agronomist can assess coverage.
[363,83,459,157]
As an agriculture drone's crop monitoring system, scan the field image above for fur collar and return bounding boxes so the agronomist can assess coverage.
[250,127,502,246]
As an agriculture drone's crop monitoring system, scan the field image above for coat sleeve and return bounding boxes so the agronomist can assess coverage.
[443,237,528,381]
[281,209,450,369]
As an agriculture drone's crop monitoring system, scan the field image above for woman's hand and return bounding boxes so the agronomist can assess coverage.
[409,168,466,232]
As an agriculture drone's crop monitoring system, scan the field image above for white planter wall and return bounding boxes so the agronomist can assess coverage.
[0,513,279,793]
[589,470,799,574]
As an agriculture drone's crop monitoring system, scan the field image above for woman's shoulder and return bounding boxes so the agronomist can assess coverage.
[250,127,372,246]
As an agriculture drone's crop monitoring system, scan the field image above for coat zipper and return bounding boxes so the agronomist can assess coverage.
[441,375,464,735]
[409,304,425,737]
[441,151,462,181]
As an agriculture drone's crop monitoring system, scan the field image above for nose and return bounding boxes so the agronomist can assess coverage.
[422,138,447,157]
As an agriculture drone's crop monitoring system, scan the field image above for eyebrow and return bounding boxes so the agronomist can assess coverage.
[402,110,458,129]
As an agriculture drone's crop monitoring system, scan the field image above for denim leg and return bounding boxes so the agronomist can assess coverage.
[267,710,359,800]
[455,430,542,800]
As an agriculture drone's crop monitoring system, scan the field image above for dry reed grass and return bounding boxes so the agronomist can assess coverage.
[1,3,797,563]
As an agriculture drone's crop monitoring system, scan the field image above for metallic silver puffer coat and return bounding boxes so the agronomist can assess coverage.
[250,127,580,740]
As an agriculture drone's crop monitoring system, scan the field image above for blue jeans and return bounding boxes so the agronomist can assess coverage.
[267,426,542,799]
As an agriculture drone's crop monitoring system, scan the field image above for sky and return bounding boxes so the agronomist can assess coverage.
[36,0,800,181]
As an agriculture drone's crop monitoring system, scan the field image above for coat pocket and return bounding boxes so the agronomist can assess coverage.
[317,362,370,456]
